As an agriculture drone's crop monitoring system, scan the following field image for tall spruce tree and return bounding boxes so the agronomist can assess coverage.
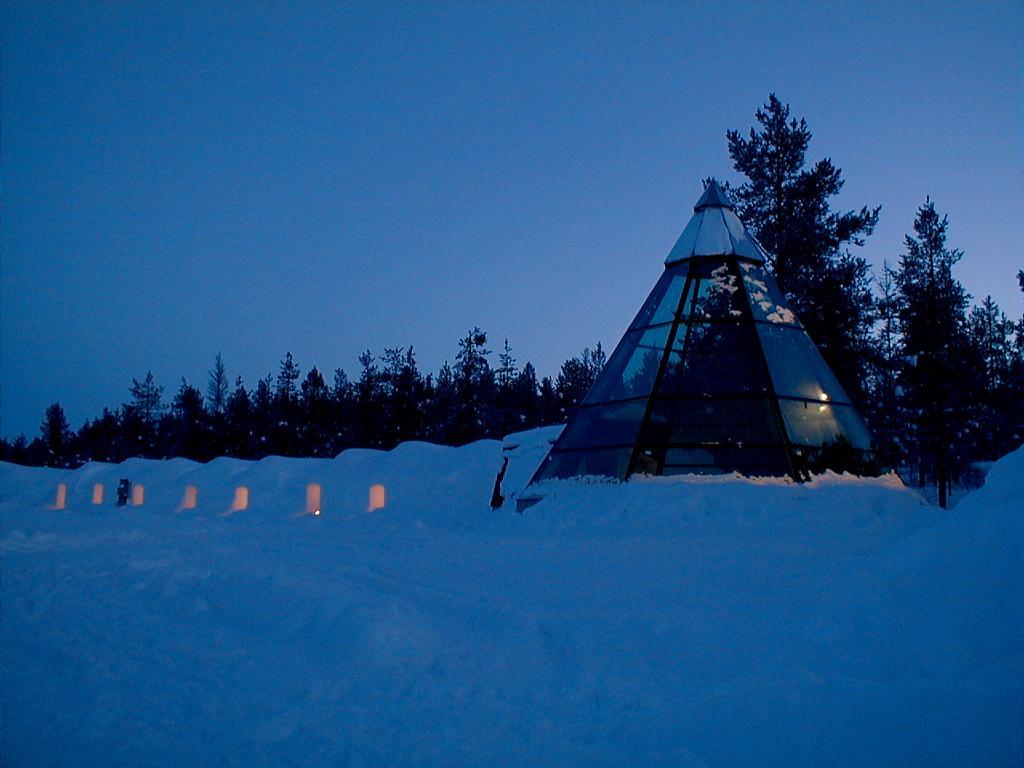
[169,378,210,460]
[355,351,384,447]
[495,340,520,435]
[40,402,71,467]
[892,198,971,507]
[300,367,332,456]
[967,296,1022,461]
[554,344,605,420]
[727,94,879,402]
[451,328,493,444]
[124,371,164,457]
[224,376,254,457]
[207,352,229,416]
[865,262,902,466]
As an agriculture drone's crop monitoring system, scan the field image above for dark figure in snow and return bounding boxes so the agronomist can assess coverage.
[490,457,510,509]
[116,478,131,507]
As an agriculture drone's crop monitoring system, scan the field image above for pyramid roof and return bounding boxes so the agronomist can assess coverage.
[666,180,766,264]
[529,180,875,485]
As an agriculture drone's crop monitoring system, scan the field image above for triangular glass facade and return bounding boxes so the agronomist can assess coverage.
[531,181,874,483]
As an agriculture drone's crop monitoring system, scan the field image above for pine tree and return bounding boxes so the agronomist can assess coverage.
[727,94,879,402]
[300,367,332,456]
[451,328,493,443]
[271,353,302,455]
[124,371,164,457]
[892,198,971,507]
[40,403,71,468]
[224,376,253,457]
[495,339,520,435]
[207,352,229,416]
[129,371,164,423]
[390,347,424,444]
[554,345,605,420]
[169,378,210,460]
[515,362,541,429]
[429,362,457,442]
[275,352,300,405]
[356,351,383,447]
[329,368,355,454]
[967,296,1020,461]
[251,374,274,453]
[539,376,559,424]
[865,262,902,467]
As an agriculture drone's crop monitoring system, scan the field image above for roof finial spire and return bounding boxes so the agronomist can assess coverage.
[694,178,734,211]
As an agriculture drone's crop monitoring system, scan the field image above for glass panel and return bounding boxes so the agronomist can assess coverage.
[629,264,688,330]
[740,263,800,325]
[664,447,717,466]
[756,324,852,403]
[557,400,647,450]
[661,445,791,477]
[722,209,764,262]
[693,208,734,255]
[659,322,771,396]
[686,259,746,320]
[535,448,634,481]
[780,400,872,450]
[639,397,784,446]
[584,325,670,403]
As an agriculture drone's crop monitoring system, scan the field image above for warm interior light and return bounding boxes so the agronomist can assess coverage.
[368,484,386,512]
[820,391,830,401]
[180,485,198,510]
[230,486,249,512]
[91,483,104,505]
[52,483,67,510]
[132,484,145,506]
[306,483,322,516]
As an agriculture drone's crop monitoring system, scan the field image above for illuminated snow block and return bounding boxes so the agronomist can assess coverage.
[306,483,322,516]
[368,484,386,512]
[180,485,198,510]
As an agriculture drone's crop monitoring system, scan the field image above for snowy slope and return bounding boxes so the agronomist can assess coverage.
[1,433,1021,767]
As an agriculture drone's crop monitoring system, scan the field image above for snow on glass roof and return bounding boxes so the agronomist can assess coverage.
[665,180,766,265]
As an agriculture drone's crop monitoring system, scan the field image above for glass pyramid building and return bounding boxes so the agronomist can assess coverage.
[530,180,874,483]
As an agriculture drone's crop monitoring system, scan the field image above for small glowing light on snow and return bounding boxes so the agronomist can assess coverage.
[820,391,830,401]
[181,485,198,510]
[230,486,249,512]
[91,483,104,505]
[132,484,145,506]
[818,404,828,412]
[306,483,322,516]
[52,483,67,510]
[368,484,386,512]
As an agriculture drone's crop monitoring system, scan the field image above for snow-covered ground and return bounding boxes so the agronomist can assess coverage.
[2,429,1021,767]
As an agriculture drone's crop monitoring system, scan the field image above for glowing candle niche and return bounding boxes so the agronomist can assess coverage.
[132,484,145,506]
[52,483,67,510]
[230,486,249,512]
[368,484,386,512]
[91,483,104,505]
[181,485,198,510]
[306,483,322,516]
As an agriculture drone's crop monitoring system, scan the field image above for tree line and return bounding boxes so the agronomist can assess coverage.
[4,95,1023,506]
[7,335,605,466]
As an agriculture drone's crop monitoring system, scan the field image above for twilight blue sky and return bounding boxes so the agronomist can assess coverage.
[2,1,1022,439]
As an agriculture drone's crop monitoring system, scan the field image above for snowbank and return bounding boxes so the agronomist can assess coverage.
[2,436,1021,767]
